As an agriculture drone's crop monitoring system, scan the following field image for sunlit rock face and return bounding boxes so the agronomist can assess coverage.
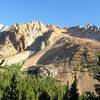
[0,21,49,58]
[0,21,100,69]
[0,21,100,94]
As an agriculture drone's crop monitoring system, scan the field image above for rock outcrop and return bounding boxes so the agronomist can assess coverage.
[0,21,49,58]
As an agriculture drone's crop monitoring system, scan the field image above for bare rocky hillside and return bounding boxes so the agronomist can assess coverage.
[0,21,100,94]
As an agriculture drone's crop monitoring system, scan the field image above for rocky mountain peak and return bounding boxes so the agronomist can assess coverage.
[0,21,100,58]
[67,24,100,41]
[84,24,99,31]
[0,24,8,32]
[0,21,49,57]
[0,20,100,94]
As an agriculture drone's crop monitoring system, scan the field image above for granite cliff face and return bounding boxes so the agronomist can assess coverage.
[0,21,48,58]
[0,21,100,94]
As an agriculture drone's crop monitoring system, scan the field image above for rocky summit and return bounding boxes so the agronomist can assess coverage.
[0,21,100,94]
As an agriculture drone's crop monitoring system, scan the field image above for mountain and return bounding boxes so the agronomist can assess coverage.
[0,24,8,32]
[0,21,100,94]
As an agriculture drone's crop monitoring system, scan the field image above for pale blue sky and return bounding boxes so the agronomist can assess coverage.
[0,0,100,26]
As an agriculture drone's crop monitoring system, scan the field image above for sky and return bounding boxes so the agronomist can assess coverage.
[0,0,100,27]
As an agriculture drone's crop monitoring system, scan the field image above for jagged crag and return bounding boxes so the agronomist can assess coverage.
[0,21,100,94]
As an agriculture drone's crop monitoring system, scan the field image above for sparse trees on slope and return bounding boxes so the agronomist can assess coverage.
[1,74,19,100]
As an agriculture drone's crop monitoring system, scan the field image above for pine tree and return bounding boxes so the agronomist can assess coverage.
[62,84,69,100]
[1,74,19,100]
[69,75,79,100]
[39,91,50,100]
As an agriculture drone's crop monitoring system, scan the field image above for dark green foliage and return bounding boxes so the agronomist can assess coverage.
[62,85,69,100]
[69,76,79,100]
[84,92,100,100]
[1,74,19,100]
[20,90,27,100]
[39,91,50,100]
[0,64,69,100]
[0,64,100,100]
